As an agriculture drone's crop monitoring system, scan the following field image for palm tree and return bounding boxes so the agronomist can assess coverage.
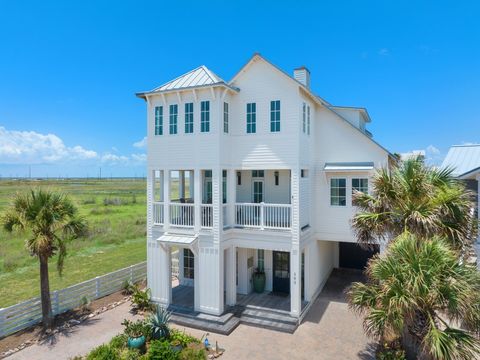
[352,157,477,252]
[348,233,480,360]
[2,189,87,330]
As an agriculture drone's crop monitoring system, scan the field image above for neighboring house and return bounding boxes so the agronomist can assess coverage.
[442,144,480,243]
[136,53,392,320]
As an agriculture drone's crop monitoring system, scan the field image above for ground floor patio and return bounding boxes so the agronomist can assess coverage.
[7,268,373,360]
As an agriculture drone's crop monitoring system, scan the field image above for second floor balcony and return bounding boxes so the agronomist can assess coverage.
[151,169,294,231]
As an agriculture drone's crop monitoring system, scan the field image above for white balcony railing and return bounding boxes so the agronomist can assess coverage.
[201,204,213,228]
[235,203,291,230]
[153,202,164,225]
[169,203,194,228]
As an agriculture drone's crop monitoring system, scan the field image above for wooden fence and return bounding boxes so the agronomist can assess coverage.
[0,256,179,338]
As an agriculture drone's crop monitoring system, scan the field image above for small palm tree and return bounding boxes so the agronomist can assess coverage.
[348,233,480,360]
[352,157,477,252]
[2,189,87,330]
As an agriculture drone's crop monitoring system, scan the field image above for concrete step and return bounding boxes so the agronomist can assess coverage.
[238,307,297,325]
[232,304,298,333]
[170,312,240,335]
[239,314,298,333]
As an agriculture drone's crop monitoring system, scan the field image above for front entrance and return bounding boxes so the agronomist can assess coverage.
[272,251,290,294]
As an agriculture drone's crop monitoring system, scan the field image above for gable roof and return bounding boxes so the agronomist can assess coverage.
[442,144,480,177]
[136,66,238,97]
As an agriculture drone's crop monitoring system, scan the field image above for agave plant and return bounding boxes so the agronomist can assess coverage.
[147,305,171,340]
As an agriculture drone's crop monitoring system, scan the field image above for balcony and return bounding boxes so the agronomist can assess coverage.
[234,203,291,229]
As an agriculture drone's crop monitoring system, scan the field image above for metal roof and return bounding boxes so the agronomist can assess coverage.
[153,66,224,92]
[441,144,480,177]
[157,233,198,246]
[324,162,375,171]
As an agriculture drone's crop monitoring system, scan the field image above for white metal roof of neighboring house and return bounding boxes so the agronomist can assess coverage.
[324,162,375,171]
[441,144,480,177]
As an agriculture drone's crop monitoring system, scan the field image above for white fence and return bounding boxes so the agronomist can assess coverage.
[0,262,153,338]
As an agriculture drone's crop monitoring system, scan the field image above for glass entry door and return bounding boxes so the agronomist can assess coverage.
[253,180,264,203]
[272,251,290,294]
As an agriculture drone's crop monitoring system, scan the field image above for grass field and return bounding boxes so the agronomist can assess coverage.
[0,178,148,308]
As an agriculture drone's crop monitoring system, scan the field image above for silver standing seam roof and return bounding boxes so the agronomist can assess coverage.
[441,144,480,177]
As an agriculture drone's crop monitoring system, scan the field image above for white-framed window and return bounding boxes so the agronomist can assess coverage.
[302,102,306,133]
[352,178,368,196]
[222,170,227,204]
[183,249,194,279]
[184,102,193,134]
[246,102,256,134]
[201,101,210,132]
[307,105,311,135]
[223,102,229,133]
[169,104,178,134]
[252,170,264,178]
[270,100,280,132]
[154,106,163,135]
[330,178,346,206]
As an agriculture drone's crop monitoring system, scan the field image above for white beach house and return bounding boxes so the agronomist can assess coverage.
[136,54,392,326]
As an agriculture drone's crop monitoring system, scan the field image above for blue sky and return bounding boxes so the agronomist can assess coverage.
[0,0,479,177]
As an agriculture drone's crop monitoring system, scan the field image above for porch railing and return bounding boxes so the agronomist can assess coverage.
[152,201,164,225]
[235,203,291,230]
[170,203,194,228]
[201,204,213,228]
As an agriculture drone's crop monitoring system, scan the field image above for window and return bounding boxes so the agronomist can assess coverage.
[201,101,210,132]
[169,104,178,134]
[270,100,280,132]
[274,171,279,186]
[183,249,194,279]
[154,106,163,135]
[257,249,265,271]
[237,171,241,186]
[307,105,311,135]
[330,178,346,206]
[223,102,229,133]
[252,170,264,178]
[246,102,256,134]
[184,103,193,133]
[352,178,368,194]
[302,102,306,133]
[204,170,212,178]
[222,170,227,204]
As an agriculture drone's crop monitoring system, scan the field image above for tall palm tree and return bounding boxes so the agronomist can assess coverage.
[352,157,477,252]
[348,233,480,360]
[2,189,87,330]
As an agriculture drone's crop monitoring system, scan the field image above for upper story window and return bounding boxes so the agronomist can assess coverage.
[307,105,311,135]
[222,170,227,204]
[184,103,193,134]
[223,102,229,133]
[274,171,279,186]
[302,103,306,133]
[201,101,210,132]
[237,171,242,185]
[169,104,178,134]
[252,170,264,178]
[270,100,280,132]
[154,106,163,135]
[330,178,346,206]
[246,102,256,134]
[352,178,368,199]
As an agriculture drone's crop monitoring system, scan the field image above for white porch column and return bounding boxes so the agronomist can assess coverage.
[194,170,201,232]
[225,246,237,306]
[163,170,170,232]
[151,244,171,306]
[290,168,302,316]
[227,169,236,228]
[179,170,185,200]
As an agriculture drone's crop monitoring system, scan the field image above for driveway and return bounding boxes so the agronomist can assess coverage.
[7,269,374,359]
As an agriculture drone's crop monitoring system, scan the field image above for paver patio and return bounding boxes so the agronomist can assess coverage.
[7,269,375,360]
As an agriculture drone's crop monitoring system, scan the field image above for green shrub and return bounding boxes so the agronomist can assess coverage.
[377,348,406,360]
[121,319,150,339]
[109,334,128,350]
[131,286,153,312]
[147,340,177,360]
[169,329,200,347]
[86,344,119,360]
[147,305,171,340]
[178,347,206,360]
[119,348,141,360]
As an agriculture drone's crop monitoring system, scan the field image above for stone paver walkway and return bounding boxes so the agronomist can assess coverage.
[8,269,375,360]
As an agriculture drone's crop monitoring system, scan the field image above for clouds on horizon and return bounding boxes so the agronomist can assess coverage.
[0,126,146,167]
